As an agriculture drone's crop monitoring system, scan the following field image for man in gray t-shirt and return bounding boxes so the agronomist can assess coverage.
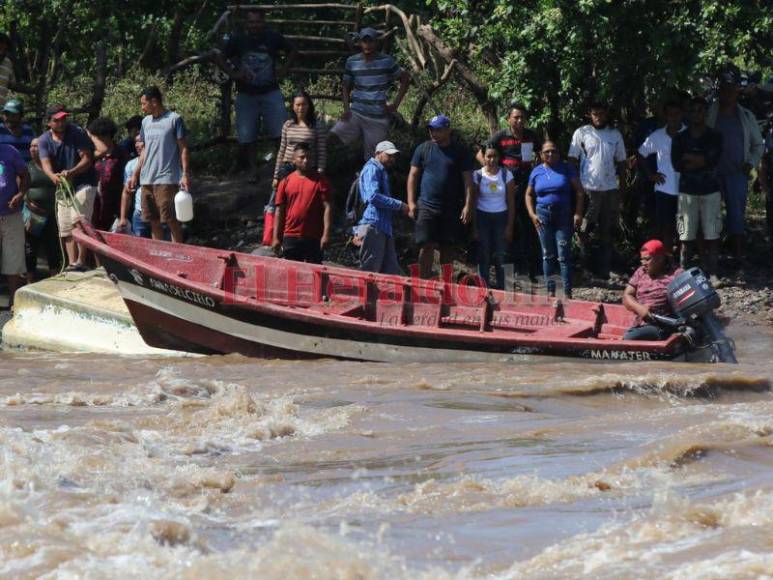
[129,86,190,242]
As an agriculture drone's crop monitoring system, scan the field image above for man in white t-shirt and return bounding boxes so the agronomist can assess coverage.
[637,100,683,251]
[568,101,627,279]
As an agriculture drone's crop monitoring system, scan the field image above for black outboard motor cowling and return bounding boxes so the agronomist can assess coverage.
[666,268,737,363]
[668,268,720,320]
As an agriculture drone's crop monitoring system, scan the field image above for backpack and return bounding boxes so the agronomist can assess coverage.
[345,142,433,228]
[344,171,364,227]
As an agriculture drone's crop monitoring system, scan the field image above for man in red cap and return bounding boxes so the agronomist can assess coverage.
[622,239,683,340]
[38,104,97,271]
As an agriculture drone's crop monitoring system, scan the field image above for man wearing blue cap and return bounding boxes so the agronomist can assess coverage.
[407,114,475,278]
[331,27,410,159]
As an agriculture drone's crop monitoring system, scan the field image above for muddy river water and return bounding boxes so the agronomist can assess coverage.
[0,325,771,578]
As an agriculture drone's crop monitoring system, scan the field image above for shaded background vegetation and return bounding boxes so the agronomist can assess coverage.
[1,0,770,167]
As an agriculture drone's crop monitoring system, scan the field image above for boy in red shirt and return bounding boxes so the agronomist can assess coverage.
[272,143,332,263]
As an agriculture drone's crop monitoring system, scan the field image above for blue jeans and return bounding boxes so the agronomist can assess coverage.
[536,203,573,297]
[719,172,748,235]
[235,89,288,142]
[132,210,151,238]
[476,210,508,289]
[623,324,671,341]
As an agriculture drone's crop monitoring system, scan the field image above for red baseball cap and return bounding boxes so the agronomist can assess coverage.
[640,239,669,257]
[46,104,70,120]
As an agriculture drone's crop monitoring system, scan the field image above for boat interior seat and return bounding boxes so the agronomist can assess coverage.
[487,309,596,337]
[209,253,238,289]
[305,301,364,318]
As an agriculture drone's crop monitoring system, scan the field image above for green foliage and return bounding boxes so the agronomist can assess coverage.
[427,0,773,135]
[46,69,219,140]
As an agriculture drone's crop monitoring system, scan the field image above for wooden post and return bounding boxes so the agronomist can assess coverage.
[353,3,363,32]
[87,40,108,123]
[382,6,392,53]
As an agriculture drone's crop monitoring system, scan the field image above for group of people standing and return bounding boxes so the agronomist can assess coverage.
[0,14,768,309]
[253,19,627,300]
[0,81,190,306]
[636,66,765,279]
[258,20,765,302]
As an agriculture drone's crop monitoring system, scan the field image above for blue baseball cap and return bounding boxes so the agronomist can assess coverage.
[427,114,451,129]
[358,27,380,40]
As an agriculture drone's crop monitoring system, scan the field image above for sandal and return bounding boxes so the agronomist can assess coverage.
[63,263,87,273]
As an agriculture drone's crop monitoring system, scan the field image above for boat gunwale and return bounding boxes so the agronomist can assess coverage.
[73,225,685,355]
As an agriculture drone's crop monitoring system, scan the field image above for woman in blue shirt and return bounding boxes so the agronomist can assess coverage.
[525,141,584,298]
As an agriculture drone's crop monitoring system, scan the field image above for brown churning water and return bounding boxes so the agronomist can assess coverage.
[0,326,771,578]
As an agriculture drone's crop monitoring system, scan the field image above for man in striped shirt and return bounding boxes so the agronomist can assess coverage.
[331,28,410,160]
[0,99,34,162]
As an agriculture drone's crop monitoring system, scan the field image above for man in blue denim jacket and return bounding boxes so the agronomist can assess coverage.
[357,141,410,274]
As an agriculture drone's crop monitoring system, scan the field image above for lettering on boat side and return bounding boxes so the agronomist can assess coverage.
[129,269,144,286]
[587,349,652,361]
[376,311,440,326]
[148,249,194,263]
[147,277,217,308]
[220,264,569,308]
[510,346,541,355]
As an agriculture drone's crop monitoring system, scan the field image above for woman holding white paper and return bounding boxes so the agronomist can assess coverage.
[477,103,542,279]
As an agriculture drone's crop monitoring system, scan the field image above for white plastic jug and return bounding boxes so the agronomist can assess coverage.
[174,190,194,222]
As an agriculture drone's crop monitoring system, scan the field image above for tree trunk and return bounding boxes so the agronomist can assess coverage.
[416,25,498,132]
[139,26,159,70]
[87,40,108,123]
[167,9,188,71]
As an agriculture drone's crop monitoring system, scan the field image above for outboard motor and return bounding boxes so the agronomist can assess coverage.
[663,267,737,363]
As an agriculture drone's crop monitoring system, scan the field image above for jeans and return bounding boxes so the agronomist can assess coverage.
[235,89,288,142]
[132,210,151,238]
[476,210,508,289]
[581,188,620,278]
[536,203,573,297]
[623,324,671,341]
[282,236,323,264]
[25,212,62,275]
[511,179,540,277]
[719,172,749,235]
[359,225,402,275]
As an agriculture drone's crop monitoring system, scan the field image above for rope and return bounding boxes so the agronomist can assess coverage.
[53,177,82,275]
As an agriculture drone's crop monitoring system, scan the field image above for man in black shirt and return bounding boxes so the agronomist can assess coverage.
[407,115,475,279]
[478,103,541,279]
[217,10,296,178]
[671,97,723,274]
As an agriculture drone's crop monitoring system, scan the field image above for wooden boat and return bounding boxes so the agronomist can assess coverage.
[75,223,701,363]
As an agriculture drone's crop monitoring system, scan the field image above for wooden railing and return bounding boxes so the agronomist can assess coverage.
[167,2,497,147]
